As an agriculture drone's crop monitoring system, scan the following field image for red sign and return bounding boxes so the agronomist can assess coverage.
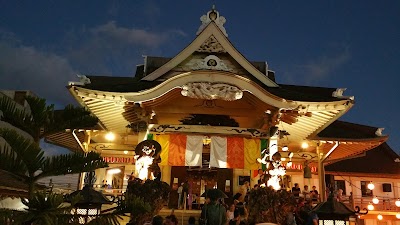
[103,157,134,164]
[282,163,318,173]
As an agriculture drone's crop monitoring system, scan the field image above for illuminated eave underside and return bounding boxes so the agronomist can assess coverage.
[317,136,388,163]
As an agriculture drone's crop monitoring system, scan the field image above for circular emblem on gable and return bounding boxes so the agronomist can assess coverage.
[207,59,217,67]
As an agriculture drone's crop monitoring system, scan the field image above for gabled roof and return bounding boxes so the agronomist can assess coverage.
[315,120,387,140]
[140,21,278,87]
[325,142,400,176]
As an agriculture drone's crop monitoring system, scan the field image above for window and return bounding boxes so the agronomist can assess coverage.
[335,180,346,195]
[360,181,373,197]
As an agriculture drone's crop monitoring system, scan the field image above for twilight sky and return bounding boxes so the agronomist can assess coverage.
[0,1,399,154]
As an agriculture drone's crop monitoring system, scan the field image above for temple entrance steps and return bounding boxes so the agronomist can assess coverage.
[158,208,202,224]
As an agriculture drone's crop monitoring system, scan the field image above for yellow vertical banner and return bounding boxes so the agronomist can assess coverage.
[154,134,170,166]
[244,138,260,170]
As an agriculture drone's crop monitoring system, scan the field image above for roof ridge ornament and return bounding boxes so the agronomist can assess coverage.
[332,88,354,100]
[196,6,228,37]
[375,128,385,136]
[68,74,91,86]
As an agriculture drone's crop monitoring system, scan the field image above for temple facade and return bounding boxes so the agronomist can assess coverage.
[43,7,400,224]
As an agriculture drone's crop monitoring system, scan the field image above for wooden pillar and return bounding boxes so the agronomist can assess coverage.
[78,130,92,190]
[317,142,326,201]
[161,165,171,185]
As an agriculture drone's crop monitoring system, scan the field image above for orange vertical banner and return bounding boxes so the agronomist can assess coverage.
[168,134,187,166]
[227,137,244,168]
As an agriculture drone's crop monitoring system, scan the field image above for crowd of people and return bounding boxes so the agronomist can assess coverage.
[152,182,323,225]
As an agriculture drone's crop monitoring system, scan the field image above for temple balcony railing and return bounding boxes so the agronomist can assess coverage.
[340,195,400,212]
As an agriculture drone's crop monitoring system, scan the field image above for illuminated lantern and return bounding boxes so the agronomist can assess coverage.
[367,182,374,190]
[67,172,111,224]
[313,194,366,225]
[377,214,383,220]
[367,203,374,211]
[395,199,400,207]
[372,196,379,204]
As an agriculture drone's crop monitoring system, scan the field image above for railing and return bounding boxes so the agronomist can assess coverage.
[340,195,400,212]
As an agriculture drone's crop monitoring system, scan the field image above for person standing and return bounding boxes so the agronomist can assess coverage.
[177,183,184,209]
[310,186,319,202]
[238,181,249,203]
[226,204,235,221]
[200,195,227,225]
[302,185,310,200]
[292,183,301,197]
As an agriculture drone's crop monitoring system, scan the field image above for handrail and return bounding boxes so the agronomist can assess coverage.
[339,194,400,212]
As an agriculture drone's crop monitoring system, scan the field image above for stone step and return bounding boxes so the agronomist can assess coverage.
[158,208,202,224]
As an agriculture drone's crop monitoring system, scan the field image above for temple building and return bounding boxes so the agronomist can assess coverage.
[44,7,399,224]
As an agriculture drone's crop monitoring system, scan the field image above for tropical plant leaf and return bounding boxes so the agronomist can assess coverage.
[0,94,98,142]
[39,151,108,179]
[0,128,44,179]
[0,95,33,136]
[1,191,76,225]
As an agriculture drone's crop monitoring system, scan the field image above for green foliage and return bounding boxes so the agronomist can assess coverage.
[248,186,296,225]
[125,179,170,224]
[0,191,77,225]
[121,195,152,225]
[0,94,98,142]
[0,128,108,195]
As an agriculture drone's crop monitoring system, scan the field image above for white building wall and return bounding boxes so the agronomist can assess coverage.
[334,175,400,199]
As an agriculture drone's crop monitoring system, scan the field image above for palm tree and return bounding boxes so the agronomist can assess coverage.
[0,94,117,224]
[0,128,108,196]
[0,94,98,143]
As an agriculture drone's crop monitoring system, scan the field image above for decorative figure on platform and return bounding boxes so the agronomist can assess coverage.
[257,146,286,190]
[134,139,161,181]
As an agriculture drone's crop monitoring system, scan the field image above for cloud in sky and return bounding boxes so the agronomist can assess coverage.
[301,49,351,84]
[67,21,186,75]
[0,22,186,105]
[0,37,76,105]
[91,21,175,47]
[280,46,351,86]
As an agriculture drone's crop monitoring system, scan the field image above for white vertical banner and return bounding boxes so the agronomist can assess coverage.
[269,136,278,161]
[185,135,203,166]
[209,136,227,168]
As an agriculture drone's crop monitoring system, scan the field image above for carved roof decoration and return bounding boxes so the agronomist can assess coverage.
[197,35,226,53]
[196,6,228,37]
[181,82,243,101]
[178,55,234,73]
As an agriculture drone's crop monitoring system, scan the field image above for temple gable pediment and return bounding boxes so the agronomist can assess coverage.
[141,11,278,88]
